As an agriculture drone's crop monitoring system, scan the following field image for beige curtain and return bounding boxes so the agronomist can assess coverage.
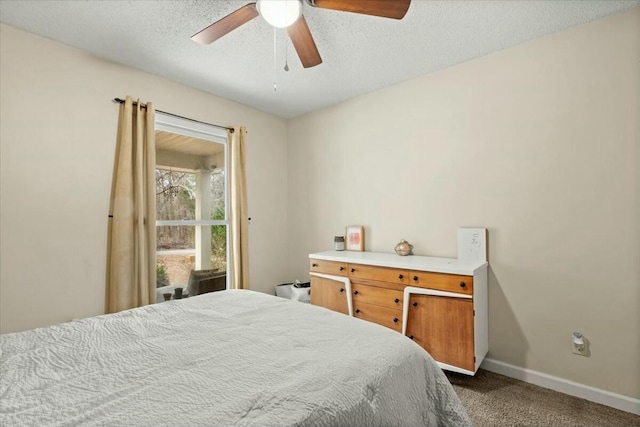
[106,96,157,313]
[228,126,250,289]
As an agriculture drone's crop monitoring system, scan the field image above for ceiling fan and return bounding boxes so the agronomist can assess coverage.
[191,0,411,68]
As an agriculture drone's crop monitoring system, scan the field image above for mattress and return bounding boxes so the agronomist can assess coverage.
[0,290,471,426]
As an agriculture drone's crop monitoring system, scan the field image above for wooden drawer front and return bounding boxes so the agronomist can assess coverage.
[310,277,349,315]
[351,283,403,311]
[405,294,474,372]
[348,264,409,285]
[309,259,347,276]
[353,301,402,333]
[409,271,473,295]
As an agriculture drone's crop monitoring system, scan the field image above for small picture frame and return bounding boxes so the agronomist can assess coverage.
[345,225,364,251]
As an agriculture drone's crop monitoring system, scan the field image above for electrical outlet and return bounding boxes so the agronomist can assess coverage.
[572,332,587,356]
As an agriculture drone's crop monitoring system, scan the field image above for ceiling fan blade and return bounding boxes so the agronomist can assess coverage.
[191,3,259,44]
[308,0,411,19]
[287,15,322,68]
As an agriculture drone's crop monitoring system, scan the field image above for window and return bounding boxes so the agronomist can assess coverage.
[154,113,229,295]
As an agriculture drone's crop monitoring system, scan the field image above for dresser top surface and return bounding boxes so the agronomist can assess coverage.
[309,251,487,276]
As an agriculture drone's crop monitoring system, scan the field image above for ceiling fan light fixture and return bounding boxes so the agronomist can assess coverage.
[257,0,302,28]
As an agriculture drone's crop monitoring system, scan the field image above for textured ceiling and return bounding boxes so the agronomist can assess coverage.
[1,0,638,118]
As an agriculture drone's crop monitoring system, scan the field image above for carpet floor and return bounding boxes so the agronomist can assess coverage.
[446,369,640,427]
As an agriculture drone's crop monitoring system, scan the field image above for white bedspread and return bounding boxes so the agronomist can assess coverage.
[0,290,471,426]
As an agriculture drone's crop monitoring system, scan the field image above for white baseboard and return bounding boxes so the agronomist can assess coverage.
[480,358,640,416]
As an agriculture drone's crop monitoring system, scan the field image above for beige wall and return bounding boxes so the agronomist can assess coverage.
[287,8,640,398]
[0,24,290,333]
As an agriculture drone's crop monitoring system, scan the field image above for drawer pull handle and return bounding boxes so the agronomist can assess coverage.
[413,276,418,281]
[408,335,414,340]
[394,298,400,303]
[339,288,344,293]
[354,290,359,295]
[339,266,345,271]
[312,263,318,267]
[459,282,466,288]
[355,309,360,314]
[350,268,355,273]
[412,302,418,307]
[398,274,404,279]
[393,317,399,323]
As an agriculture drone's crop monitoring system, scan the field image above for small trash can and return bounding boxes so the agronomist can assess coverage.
[275,281,311,303]
[275,283,293,299]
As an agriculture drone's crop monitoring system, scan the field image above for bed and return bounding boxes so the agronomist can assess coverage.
[0,290,471,426]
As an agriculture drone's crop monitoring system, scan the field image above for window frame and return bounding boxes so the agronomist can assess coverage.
[155,112,231,289]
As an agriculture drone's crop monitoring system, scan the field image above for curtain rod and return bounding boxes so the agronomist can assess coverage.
[112,98,234,133]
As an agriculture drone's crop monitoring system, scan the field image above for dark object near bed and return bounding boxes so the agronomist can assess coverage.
[187,269,227,296]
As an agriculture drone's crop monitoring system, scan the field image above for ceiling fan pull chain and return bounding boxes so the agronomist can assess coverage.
[284,30,290,72]
[273,27,278,92]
